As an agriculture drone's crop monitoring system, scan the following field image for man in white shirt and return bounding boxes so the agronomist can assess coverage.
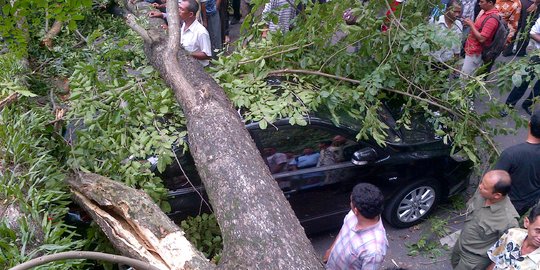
[149,0,212,66]
[502,16,540,115]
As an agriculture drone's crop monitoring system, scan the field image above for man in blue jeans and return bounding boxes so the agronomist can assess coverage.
[201,0,222,54]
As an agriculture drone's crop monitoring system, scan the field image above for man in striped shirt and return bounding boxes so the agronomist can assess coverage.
[261,0,296,37]
[324,183,388,270]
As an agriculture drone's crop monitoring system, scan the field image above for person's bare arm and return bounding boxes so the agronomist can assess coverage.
[201,2,208,28]
[148,10,164,18]
[531,33,540,43]
[190,51,211,60]
[323,239,336,263]
[486,262,495,270]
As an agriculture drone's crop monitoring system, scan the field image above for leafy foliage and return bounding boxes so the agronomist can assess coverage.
[406,217,449,258]
[180,213,223,262]
[0,105,88,269]
[64,14,186,207]
[0,0,94,57]
[212,0,525,163]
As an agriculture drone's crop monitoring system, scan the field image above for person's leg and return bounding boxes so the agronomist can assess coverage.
[232,0,241,22]
[516,0,538,56]
[220,0,230,43]
[522,74,540,113]
[506,78,532,107]
[208,12,223,53]
[461,54,483,79]
[450,241,462,268]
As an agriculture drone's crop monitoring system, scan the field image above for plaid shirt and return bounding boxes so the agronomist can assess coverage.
[326,211,388,270]
[462,0,478,21]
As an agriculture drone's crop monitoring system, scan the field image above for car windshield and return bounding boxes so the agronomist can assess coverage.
[313,106,400,144]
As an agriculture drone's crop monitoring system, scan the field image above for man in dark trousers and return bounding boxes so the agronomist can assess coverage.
[495,110,540,215]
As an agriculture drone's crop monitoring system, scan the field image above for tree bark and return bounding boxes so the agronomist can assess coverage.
[41,20,63,50]
[68,172,213,270]
[122,1,323,269]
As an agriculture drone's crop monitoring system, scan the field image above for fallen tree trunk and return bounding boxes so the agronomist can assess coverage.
[68,172,214,270]
[119,1,323,269]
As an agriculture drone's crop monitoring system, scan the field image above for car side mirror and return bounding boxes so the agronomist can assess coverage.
[352,147,378,165]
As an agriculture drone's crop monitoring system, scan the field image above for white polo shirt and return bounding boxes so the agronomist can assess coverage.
[530,16,540,50]
[181,20,212,66]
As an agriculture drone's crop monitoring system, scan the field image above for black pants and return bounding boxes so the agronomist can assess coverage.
[219,0,230,41]
[505,56,540,108]
[232,0,241,20]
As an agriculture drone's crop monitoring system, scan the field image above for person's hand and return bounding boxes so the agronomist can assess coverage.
[161,24,168,30]
[151,2,161,8]
[261,28,268,38]
[527,3,537,13]
[342,8,357,25]
[463,18,474,27]
[149,11,163,18]
[323,248,331,263]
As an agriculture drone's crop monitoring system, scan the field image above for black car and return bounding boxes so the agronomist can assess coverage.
[158,107,472,234]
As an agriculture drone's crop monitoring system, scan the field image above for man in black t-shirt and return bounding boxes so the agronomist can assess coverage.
[494,109,540,215]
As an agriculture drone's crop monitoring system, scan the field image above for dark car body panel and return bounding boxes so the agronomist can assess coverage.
[161,111,472,234]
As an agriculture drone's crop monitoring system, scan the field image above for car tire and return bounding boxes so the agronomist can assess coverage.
[383,180,440,228]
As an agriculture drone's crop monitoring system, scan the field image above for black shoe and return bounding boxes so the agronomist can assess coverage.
[522,104,532,115]
[502,50,515,57]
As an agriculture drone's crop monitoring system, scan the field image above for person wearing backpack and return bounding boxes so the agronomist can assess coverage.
[461,0,501,78]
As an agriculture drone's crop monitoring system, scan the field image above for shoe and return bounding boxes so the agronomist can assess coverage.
[516,52,527,57]
[522,104,532,115]
[502,50,515,57]
[499,110,508,117]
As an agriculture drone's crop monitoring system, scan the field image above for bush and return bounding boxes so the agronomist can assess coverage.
[180,213,223,263]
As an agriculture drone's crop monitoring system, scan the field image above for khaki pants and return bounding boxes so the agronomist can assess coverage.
[451,241,491,270]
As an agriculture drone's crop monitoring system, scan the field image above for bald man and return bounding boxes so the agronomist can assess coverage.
[451,170,519,270]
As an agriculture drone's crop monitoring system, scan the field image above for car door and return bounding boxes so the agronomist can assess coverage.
[249,120,379,233]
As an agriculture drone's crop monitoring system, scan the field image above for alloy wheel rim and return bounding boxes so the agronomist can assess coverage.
[396,186,436,223]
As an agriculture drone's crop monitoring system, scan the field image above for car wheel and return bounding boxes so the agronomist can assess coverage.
[383,180,440,228]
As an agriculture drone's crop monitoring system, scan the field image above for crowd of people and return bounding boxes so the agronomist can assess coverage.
[325,111,540,270]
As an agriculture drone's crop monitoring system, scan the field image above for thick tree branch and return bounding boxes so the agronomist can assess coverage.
[125,13,152,43]
[68,172,214,270]
[41,20,63,49]
[0,93,19,110]
[9,251,161,270]
[165,0,181,52]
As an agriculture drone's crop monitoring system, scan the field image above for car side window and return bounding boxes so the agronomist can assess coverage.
[252,125,360,172]
[158,149,203,190]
